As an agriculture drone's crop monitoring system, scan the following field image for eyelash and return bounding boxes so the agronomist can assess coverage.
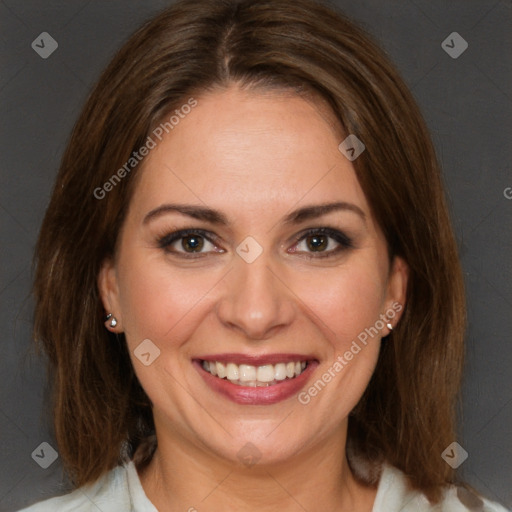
[157,227,354,259]
[157,229,222,258]
[291,227,354,259]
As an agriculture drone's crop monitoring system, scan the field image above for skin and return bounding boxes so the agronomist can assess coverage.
[99,85,408,511]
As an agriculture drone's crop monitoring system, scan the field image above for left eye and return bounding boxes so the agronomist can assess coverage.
[297,234,334,252]
[290,229,353,256]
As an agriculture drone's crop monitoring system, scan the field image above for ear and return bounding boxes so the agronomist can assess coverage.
[383,255,409,333]
[98,257,123,332]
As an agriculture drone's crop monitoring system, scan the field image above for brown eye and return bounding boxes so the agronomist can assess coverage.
[305,234,328,252]
[158,229,222,256]
[290,228,354,258]
[181,234,205,252]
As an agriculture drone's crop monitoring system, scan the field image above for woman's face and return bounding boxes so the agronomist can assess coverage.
[100,86,407,466]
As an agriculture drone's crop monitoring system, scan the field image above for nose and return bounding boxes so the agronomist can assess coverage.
[216,256,296,340]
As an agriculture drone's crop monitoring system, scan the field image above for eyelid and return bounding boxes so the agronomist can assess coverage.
[157,228,223,253]
[294,227,352,243]
[289,227,354,257]
[156,226,354,259]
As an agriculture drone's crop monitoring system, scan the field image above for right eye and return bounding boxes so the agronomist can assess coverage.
[158,229,224,257]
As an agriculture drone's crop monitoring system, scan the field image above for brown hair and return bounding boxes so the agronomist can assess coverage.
[33,0,465,503]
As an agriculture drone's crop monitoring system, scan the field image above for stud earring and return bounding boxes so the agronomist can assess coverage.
[105,313,118,328]
[386,322,393,331]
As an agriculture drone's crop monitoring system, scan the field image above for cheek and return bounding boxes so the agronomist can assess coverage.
[116,248,221,350]
[293,259,386,416]
[293,257,387,342]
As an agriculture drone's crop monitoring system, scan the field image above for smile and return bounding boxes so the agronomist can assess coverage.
[201,360,308,387]
[194,354,318,405]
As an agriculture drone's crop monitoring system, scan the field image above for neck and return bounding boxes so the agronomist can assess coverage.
[138,427,377,512]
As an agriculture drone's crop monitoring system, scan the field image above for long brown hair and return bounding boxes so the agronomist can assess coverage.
[33,0,465,503]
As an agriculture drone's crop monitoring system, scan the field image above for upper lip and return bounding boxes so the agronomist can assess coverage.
[196,353,317,366]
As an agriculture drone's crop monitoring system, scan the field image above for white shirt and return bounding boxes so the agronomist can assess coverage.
[18,461,509,512]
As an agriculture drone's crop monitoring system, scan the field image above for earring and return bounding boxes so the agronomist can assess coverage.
[105,313,118,328]
[386,322,393,331]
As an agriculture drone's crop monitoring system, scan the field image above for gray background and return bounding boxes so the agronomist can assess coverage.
[0,0,511,510]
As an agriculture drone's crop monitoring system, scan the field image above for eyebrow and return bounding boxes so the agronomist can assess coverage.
[143,201,365,226]
[283,201,366,224]
[143,204,229,225]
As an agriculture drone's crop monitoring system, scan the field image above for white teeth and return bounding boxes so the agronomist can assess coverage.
[239,364,256,382]
[256,365,275,383]
[226,363,239,380]
[216,361,226,378]
[202,359,309,385]
[274,363,287,381]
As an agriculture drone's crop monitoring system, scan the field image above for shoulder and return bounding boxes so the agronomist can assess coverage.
[17,462,155,512]
[375,463,510,512]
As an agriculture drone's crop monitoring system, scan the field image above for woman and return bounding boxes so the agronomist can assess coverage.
[21,0,508,510]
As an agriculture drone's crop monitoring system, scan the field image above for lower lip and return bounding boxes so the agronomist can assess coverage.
[193,360,318,405]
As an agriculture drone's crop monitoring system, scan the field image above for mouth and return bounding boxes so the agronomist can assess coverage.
[200,359,308,387]
[193,353,318,405]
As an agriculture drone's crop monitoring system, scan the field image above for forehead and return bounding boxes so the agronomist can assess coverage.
[132,86,370,219]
